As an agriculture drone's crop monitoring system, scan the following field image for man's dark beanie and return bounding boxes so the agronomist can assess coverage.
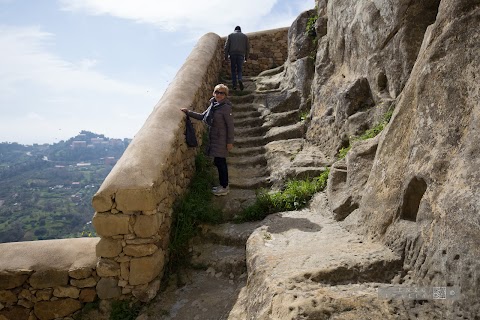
[235,26,241,31]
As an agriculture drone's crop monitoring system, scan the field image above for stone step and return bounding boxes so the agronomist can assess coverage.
[228,154,267,167]
[235,135,268,148]
[190,242,247,277]
[234,100,258,108]
[234,116,263,127]
[234,110,262,119]
[230,146,265,157]
[229,175,271,189]
[264,110,300,127]
[211,188,258,221]
[229,165,268,177]
[198,222,264,247]
[234,125,268,137]
[265,122,305,142]
[284,166,328,180]
[230,94,255,104]
[145,269,246,320]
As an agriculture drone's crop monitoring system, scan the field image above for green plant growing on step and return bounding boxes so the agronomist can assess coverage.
[110,299,142,320]
[236,169,330,222]
[299,110,310,122]
[337,108,394,159]
[338,145,352,159]
[167,144,222,276]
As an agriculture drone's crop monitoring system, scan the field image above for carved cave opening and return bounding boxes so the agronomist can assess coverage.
[400,176,427,222]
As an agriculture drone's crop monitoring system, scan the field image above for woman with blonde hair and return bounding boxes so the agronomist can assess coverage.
[181,84,234,196]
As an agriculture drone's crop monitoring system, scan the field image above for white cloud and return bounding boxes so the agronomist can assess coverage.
[0,25,151,97]
[59,0,278,34]
[26,112,45,120]
[0,25,165,144]
[57,0,315,41]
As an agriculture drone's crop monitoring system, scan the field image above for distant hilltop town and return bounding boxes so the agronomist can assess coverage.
[70,133,130,150]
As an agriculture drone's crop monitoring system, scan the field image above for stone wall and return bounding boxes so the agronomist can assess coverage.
[221,27,289,78]
[90,32,224,303]
[0,238,99,320]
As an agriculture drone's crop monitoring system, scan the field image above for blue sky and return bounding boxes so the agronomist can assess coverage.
[0,0,315,145]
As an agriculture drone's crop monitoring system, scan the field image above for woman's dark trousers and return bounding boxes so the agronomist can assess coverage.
[214,157,229,188]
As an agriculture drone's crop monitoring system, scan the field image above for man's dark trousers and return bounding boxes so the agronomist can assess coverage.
[230,54,244,89]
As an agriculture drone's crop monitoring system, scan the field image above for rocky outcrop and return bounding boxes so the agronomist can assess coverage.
[229,0,480,318]
[349,0,480,316]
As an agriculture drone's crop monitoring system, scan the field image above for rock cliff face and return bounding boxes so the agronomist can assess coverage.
[235,0,479,318]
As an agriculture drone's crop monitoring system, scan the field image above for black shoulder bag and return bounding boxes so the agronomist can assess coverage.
[185,115,198,147]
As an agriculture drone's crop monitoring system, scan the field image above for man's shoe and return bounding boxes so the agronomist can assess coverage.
[239,80,244,91]
[213,186,229,196]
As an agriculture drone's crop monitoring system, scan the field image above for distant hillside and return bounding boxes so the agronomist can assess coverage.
[0,130,131,243]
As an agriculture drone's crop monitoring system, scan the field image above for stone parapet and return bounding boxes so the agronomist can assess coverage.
[0,238,98,320]
[221,27,289,78]
[90,32,224,303]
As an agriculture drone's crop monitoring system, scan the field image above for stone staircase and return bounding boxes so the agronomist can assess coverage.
[137,222,262,320]
[136,77,331,320]
[132,74,407,320]
[134,78,269,320]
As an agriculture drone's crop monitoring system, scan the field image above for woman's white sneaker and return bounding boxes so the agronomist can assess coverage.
[212,186,229,196]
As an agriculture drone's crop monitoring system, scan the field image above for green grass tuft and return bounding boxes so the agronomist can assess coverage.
[235,169,330,222]
[337,108,394,159]
[109,300,142,320]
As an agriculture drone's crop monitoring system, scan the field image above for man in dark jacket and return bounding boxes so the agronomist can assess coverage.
[225,26,249,91]
[181,84,234,196]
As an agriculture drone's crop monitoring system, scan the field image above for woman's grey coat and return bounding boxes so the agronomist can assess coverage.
[187,98,234,158]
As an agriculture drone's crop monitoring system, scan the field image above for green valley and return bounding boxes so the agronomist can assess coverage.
[0,131,130,243]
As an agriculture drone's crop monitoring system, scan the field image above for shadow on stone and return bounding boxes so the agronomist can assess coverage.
[266,216,322,234]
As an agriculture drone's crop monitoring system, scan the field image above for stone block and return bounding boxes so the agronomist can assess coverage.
[34,298,81,320]
[123,244,158,257]
[0,306,30,320]
[129,249,164,286]
[116,189,158,212]
[120,262,130,280]
[68,267,92,280]
[0,270,32,290]
[96,259,120,278]
[29,270,68,289]
[92,192,113,213]
[17,299,33,309]
[70,277,96,288]
[92,213,130,237]
[133,214,161,238]
[79,288,96,303]
[53,286,80,299]
[96,278,121,300]
[0,290,17,304]
[132,279,161,302]
[96,238,123,258]
[35,289,52,302]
